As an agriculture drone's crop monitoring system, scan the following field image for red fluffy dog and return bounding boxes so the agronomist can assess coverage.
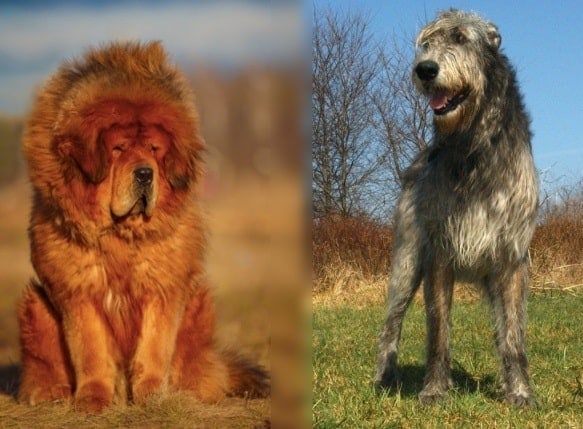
[18,41,268,413]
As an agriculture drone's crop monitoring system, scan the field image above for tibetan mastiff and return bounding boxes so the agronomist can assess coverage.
[18,41,269,413]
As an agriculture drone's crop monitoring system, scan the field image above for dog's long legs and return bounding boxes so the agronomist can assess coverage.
[419,259,454,404]
[485,264,535,407]
[375,239,423,389]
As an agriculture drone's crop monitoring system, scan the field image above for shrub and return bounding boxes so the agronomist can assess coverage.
[313,214,392,293]
[313,186,583,294]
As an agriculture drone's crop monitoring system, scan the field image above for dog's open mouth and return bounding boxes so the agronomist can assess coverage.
[429,89,469,115]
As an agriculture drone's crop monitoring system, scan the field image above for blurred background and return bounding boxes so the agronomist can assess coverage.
[0,1,309,426]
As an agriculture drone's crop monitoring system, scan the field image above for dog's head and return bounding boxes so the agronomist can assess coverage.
[56,99,197,223]
[106,123,161,220]
[24,41,204,237]
[413,10,502,135]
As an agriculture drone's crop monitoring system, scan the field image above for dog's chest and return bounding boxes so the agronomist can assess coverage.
[94,250,150,354]
[441,194,509,267]
[421,164,519,267]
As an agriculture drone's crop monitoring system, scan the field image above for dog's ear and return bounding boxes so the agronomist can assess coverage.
[56,132,110,183]
[146,104,204,191]
[165,143,196,190]
[486,23,501,49]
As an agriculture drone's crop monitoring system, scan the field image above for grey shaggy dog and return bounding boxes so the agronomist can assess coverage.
[374,10,538,407]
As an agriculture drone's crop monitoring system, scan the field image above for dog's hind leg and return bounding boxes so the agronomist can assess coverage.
[18,281,74,405]
[170,285,269,402]
[485,263,535,407]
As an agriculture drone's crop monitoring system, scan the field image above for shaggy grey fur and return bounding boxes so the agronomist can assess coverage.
[374,10,538,407]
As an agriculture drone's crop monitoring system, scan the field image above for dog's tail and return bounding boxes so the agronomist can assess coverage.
[171,285,269,402]
[223,350,270,398]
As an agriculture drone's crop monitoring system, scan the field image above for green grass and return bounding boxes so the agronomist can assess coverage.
[313,293,583,428]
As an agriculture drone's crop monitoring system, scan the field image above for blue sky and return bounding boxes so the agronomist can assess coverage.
[0,0,302,110]
[313,0,583,189]
[0,1,580,189]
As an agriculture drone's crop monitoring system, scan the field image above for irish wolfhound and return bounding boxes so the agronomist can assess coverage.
[374,10,538,407]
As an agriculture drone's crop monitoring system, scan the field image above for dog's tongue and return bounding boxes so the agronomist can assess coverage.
[429,91,451,110]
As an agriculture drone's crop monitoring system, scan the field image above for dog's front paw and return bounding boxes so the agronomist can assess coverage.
[132,375,164,404]
[374,365,401,392]
[74,381,113,413]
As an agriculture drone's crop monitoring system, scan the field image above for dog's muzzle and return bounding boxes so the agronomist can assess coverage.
[134,167,153,187]
[415,60,440,82]
[415,60,468,116]
[120,166,155,217]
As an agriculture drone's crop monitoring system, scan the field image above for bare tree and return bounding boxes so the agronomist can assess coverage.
[370,41,432,187]
[312,7,431,220]
[312,9,382,218]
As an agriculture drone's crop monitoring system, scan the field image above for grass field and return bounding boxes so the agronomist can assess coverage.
[313,291,583,428]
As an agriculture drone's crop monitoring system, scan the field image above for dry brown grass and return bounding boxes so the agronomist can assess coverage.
[0,116,24,185]
[0,392,269,428]
[313,215,392,293]
[313,199,583,306]
[0,181,32,366]
[530,197,583,293]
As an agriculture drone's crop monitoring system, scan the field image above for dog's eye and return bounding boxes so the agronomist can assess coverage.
[418,41,430,52]
[453,31,467,44]
[150,146,159,153]
[112,145,124,154]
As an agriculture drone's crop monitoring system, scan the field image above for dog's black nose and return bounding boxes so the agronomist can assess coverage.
[134,167,153,185]
[415,60,440,81]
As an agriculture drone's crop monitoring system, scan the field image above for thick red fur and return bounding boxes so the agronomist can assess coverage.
[18,41,269,413]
